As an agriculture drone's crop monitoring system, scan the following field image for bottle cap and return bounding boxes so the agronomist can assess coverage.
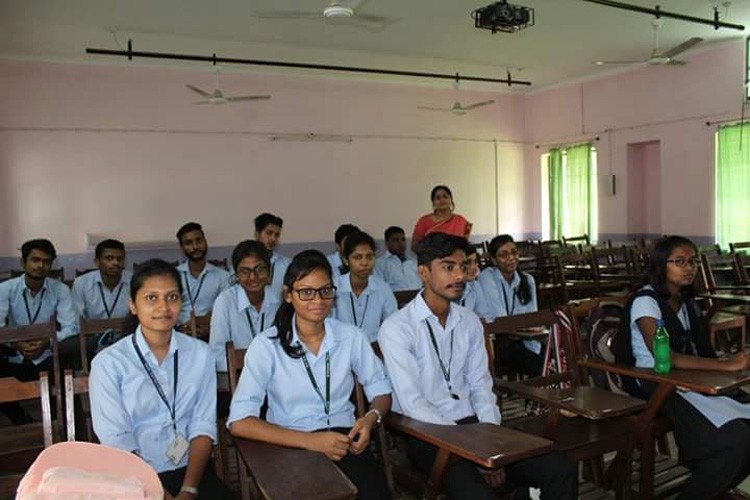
[656,319,665,327]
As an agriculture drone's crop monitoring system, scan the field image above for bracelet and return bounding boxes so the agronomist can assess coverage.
[180,485,199,496]
[365,408,383,426]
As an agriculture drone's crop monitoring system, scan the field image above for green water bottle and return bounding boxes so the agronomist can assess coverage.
[653,319,671,374]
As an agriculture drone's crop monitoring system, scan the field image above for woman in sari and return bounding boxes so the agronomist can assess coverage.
[410,185,472,253]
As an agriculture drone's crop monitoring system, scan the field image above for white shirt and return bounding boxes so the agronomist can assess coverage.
[268,252,291,299]
[458,280,494,322]
[176,262,231,323]
[327,251,345,282]
[71,270,132,320]
[378,293,501,425]
[374,251,422,292]
[333,274,397,343]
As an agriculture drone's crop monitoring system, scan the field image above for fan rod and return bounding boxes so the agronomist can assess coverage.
[85,43,531,86]
[580,0,744,30]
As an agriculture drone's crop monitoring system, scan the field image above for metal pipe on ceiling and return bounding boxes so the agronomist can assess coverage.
[580,0,745,30]
[85,41,532,86]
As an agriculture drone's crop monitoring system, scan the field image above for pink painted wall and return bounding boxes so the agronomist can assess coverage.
[524,40,745,241]
[626,141,661,235]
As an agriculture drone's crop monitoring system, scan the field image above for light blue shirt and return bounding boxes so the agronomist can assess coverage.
[227,317,391,432]
[458,280,494,322]
[374,251,422,292]
[176,262,231,323]
[378,293,501,426]
[478,268,540,353]
[209,284,281,372]
[327,251,345,282]
[89,327,217,473]
[630,285,750,428]
[0,275,78,364]
[333,274,397,343]
[268,252,291,299]
[71,270,132,320]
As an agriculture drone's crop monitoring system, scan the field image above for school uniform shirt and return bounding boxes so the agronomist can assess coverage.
[0,275,78,365]
[227,317,391,432]
[478,268,540,354]
[268,252,291,299]
[89,327,217,473]
[176,262,231,323]
[333,273,397,344]
[327,251,345,282]
[377,293,501,426]
[209,284,281,372]
[71,270,132,320]
[458,280,494,322]
[630,285,750,428]
[374,251,422,292]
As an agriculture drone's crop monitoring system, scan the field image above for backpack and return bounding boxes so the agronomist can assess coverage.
[581,301,627,394]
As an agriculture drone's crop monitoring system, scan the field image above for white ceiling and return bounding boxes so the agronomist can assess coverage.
[1,0,748,91]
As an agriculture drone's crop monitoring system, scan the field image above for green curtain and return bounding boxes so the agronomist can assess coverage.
[548,148,563,240]
[716,124,750,248]
[564,143,593,238]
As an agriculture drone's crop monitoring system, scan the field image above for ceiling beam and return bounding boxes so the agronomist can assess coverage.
[581,0,745,30]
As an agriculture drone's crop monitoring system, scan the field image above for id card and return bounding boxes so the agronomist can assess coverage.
[165,432,189,465]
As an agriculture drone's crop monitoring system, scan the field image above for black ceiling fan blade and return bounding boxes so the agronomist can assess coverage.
[186,84,211,97]
[661,37,702,59]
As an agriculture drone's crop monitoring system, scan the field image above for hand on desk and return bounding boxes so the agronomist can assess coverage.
[307,431,352,461]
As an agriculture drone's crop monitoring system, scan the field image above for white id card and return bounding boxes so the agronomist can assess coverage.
[165,432,189,465]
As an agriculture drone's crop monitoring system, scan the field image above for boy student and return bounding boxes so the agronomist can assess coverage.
[72,239,131,320]
[254,212,291,298]
[374,226,421,292]
[327,224,360,281]
[175,222,230,324]
[378,233,577,500]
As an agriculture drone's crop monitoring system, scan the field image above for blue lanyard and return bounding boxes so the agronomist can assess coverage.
[500,272,516,316]
[22,289,46,324]
[301,351,331,427]
[425,320,459,400]
[97,282,124,319]
[131,335,179,432]
[183,271,207,307]
[348,293,370,328]
[244,309,265,339]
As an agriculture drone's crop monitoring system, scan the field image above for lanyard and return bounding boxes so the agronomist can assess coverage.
[97,282,124,319]
[301,351,331,427]
[269,261,275,283]
[131,335,179,432]
[183,271,207,308]
[500,273,516,316]
[425,320,459,400]
[348,294,370,328]
[22,289,46,324]
[244,309,265,339]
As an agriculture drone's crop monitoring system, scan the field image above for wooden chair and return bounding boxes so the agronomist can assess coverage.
[78,316,127,374]
[209,258,229,271]
[75,268,97,277]
[562,234,590,248]
[63,370,92,442]
[729,241,750,255]
[10,268,65,281]
[394,289,419,309]
[698,243,722,256]
[187,311,211,341]
[0,372,55,497]
[733,251,750,285]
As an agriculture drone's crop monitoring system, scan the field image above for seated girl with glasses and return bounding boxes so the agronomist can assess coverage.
[227,250,393,500]
[209,240,281,372]
[334,231,397,349]
[478,235,543,377]
[615,235,750,499]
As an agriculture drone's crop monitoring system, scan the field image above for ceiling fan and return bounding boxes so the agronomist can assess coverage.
[595,19,702,67]
[186,68,271,105]
[253,0,399,31]
[417,78,495,116]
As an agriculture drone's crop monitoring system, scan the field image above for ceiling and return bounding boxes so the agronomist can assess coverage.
[1,0,748,91]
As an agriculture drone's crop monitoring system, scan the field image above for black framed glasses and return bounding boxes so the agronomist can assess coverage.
[666,258,700,268]
[236,264,270,278]
[292,285,337,301]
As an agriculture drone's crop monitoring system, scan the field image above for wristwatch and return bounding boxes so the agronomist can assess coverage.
[365,408,383,426]
[180,485,199,496]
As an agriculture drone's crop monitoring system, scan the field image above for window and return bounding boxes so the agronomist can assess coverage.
[716,123,750,248]
[540,143,598,242]
[746,36,749,100]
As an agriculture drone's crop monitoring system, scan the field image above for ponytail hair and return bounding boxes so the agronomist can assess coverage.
[273,249,334,359]
[517,272,532,305]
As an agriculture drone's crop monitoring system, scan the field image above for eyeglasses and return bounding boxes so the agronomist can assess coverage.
[236,264,269,278]
[496,250,519,260]
[292,285,337,301]
[666,258,700,268]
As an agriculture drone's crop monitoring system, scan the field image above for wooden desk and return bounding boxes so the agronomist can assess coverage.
[234,438,357,500]
[217,372,229,393]
[386,413,552,499]
[699,292,750,305]
[579,359,750,498]
[487,326,550,341]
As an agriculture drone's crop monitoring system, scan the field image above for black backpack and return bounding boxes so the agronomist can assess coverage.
[581,301,626,394]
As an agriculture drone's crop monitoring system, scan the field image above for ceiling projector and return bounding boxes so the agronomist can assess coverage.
[472,1,535,33]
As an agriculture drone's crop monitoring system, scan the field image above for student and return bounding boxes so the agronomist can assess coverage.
[227,250,392,500]
[478,235,542,377]
[254,212,291,298]
[89,259,232,499]
[334,231,397,346]
[327,224,360,281]
[71,239,131,320]
[374,226,422,292]
[209,240,281,372]
[378,233,577,500]
[615,236,750,499]
[0,239,77,383]
[410,185,472,253]
[458,245,494,322]
[175,222,230,324]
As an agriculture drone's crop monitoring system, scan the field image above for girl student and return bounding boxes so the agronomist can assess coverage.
[411,185,472,253]
[227,250,393,499]
[89,259,232,499]
[209,240,281,372]
[615,236,750,499]
[478,234,543,377]
[458,244,494,322]
[334,231,397,346]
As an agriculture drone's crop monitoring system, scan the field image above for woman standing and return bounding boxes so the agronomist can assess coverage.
[411,185,472,253]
